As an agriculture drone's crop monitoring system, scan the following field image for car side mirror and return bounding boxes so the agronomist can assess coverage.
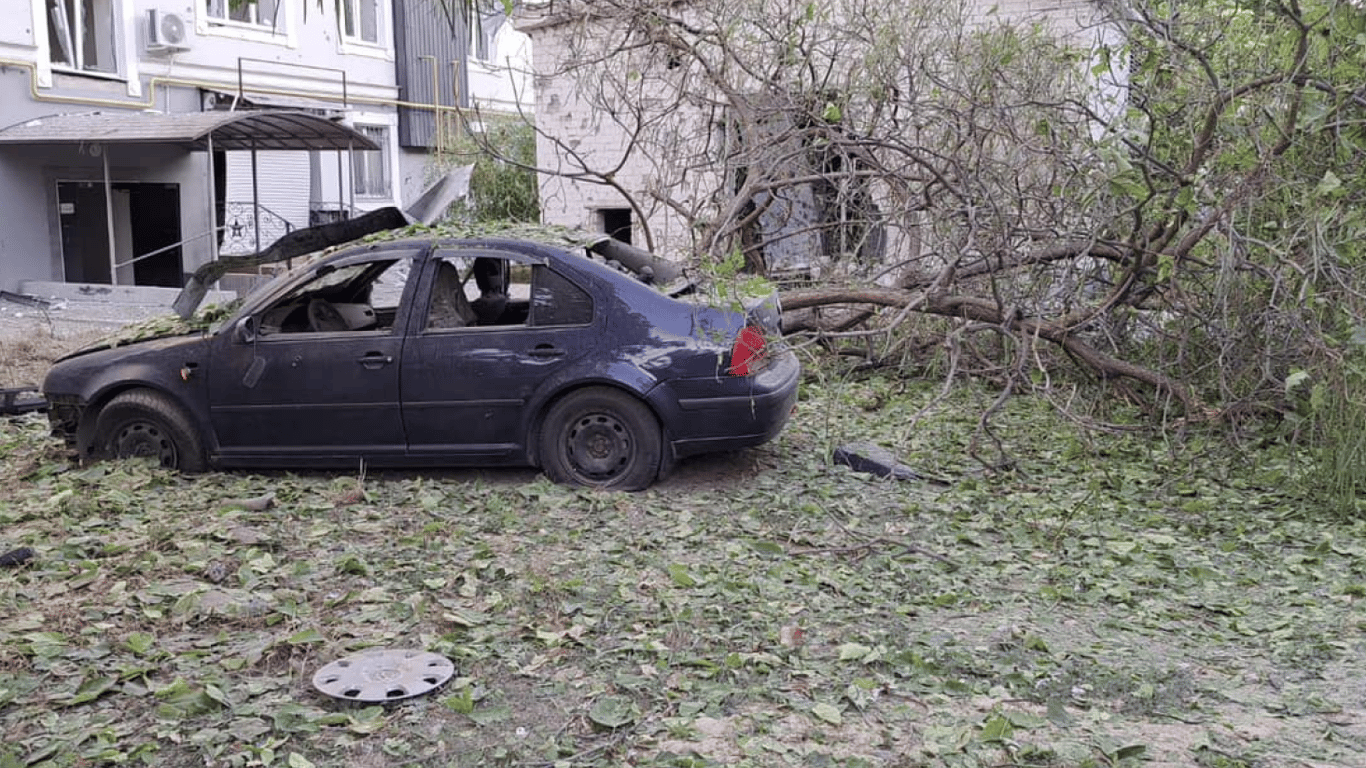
[234,316,257,344]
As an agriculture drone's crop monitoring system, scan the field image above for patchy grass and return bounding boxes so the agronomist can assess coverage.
[2,365,1365,768]
[0,327,107,390]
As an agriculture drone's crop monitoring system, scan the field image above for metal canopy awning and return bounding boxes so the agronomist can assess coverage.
[0,110,378,151]
[1,109,382,287]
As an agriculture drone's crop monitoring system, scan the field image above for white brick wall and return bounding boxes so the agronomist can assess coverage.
[521,0,1118,262]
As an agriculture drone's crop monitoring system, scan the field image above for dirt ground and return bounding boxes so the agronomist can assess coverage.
[0,295,170,389]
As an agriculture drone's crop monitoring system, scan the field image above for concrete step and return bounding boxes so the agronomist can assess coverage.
[17,281,237,307]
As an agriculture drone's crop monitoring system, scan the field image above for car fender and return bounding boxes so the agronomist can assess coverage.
[522,359,663,461]
[52,347,215,459]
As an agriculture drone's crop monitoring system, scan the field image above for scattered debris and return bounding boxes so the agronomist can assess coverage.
[312,649,455,703]
[0,387,46,416]
[220,526,270,547]
[832,442,948,485]
[196,588,273,618]
[202,559,239,584]
[219,492,276,512]
[0,547,35,567]
[0,290,51,309]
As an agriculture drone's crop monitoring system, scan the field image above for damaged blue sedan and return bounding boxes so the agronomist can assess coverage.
[42,230,799,490]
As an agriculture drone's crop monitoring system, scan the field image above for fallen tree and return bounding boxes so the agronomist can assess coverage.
[779,285,1204,416]
[519,0,1365,431]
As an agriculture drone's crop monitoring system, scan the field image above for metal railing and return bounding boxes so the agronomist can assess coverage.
[220,202,297,256]
[308,202,364,227]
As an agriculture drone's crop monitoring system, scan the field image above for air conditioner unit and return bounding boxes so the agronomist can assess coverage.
[146,9,190,53]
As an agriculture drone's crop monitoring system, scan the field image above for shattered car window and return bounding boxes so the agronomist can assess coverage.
[257,255,416,335]
[425,250,594,331]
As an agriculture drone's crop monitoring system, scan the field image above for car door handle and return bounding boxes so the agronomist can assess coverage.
[528,344,565,358]
[356,352,395,369]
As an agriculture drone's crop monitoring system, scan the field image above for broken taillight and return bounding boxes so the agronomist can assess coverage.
[727,326,768,376]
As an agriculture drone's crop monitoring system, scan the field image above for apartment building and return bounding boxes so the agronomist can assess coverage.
[0,0,531,294]
[517,0,1120,269]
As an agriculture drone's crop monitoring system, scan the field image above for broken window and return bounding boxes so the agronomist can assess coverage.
[47,0,118,74]
[257,254,415,335]
[473,10,506,62]
[598,208,633,246]
[725,94,886,276]
[427,251,593,331]
[205,0,282,29]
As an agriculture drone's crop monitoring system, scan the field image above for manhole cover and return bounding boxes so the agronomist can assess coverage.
[311,648,455,702]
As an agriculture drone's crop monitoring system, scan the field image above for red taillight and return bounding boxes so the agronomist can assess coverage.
[728,326,767,376]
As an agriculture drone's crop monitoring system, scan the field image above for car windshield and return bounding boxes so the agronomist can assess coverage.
[233,248,336,308]
[277,263,372,304]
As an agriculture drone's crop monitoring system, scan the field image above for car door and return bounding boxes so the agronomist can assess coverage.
[208,247,421,463]
[401,248,598,459]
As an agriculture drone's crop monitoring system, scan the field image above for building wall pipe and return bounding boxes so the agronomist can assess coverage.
[0,57,481,119]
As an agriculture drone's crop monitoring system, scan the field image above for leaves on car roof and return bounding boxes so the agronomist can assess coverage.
[360,220,610,249]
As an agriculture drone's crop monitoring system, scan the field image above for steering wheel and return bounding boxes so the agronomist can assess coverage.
[307,298,349,332]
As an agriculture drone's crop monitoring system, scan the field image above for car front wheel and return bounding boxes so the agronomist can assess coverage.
[538,387,661,491]
[93,389,208,472]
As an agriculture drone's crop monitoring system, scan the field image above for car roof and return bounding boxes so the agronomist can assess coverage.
[354,222,610,252]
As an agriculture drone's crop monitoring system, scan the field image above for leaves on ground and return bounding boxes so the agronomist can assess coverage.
[2,372,1364,767]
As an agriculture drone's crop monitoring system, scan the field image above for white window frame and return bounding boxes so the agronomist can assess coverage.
[205,0,280,29]
[197,0,296,46]
[337,0,392,59]
[45,0,121,77]
[340,0,378,44]
[472,11,506,63]
[351,125,392,199]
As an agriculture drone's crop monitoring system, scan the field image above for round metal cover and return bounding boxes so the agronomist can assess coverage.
[312,648,454,702]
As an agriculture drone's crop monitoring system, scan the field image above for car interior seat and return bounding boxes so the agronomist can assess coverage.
[428,260,477,329]
[469,257,509,325]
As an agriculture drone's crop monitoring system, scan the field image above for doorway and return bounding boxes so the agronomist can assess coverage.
[57,181,184,287]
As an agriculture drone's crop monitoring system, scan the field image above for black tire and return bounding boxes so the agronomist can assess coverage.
[538,387,661,491]
[93,389,208,472]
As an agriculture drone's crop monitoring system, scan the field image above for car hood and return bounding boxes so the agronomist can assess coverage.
[44,333,210,395]
[52,308,230,365]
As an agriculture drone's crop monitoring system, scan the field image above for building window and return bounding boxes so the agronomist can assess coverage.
[473,11,505,62]
[599,208,632,245]
[352,126,391,198]
[340,0,380,44]
[47,0,118,74]
[205,0,282,29]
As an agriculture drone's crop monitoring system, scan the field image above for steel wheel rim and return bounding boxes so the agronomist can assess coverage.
[111,422,177,468]
[564,412,634,482]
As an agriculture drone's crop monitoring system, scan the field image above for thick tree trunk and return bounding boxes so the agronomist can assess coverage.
[780,287,1207,416]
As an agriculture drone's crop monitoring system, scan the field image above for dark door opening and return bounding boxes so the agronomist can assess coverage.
[58,181,184,288]
[57,182,110,284]
[599,208,633,245]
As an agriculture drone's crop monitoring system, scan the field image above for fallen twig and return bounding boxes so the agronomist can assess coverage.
[791,536,955,566]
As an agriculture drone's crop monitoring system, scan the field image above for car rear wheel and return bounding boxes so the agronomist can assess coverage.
[538,387,660,491]
[94,389,207,472]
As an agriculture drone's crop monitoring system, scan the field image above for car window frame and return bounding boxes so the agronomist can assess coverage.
[528,263,596,329]
[235,244,428,339]
[418,247,560,335]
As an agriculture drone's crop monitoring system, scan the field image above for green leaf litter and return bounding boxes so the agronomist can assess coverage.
[2,368,1364,766]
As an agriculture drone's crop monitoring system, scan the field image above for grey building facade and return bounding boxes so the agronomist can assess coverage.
[0,0,530,296]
